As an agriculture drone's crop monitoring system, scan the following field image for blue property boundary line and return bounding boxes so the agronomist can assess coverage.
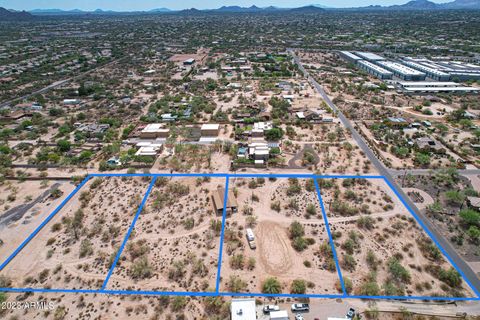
[314,178,347,297]
[90,173,385,179]
[0,176,91,271]
[382,177,480,299]
[101,176,157,290]
[1,172,479,301]
[0,287,477,301]
[215,176,230,293]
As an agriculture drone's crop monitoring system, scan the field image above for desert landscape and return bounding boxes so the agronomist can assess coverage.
[0,176,151,290]
[106,176,226,293]
[318,178,476,298]
[219,177,341,295]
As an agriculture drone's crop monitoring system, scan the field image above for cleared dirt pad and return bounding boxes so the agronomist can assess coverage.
[257,221,294,275]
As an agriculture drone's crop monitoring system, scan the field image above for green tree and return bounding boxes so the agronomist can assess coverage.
[57,139,71,153]
[265,128,284,141]
[289,221,305,239]
[262,277,281,294]
[290,279,306,294]
[459,209,480,227]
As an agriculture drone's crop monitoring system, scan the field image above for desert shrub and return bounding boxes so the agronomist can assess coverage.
[357,216,375,230]
[183,218,195,230]
[192,259,209,277]
[331,201,358,216]
[271,200,281,212]
[305,179,315,192]
[168,260,185,281]
[171,296,187,312]
[342,239,356,255]
[341,254,357,271]
[247,257,256,270]
[292,236,308,251]
[127,239,149,261]
[79,239,94,258]
[210,219,222,236]
[289,221,305,238]
[38,269,50,283]
[416,237,442,262]
[357,280,380,296]
[382,281,405,296]
[54,306,67,320]
[246,215,257,227]
[305,203,317,217]
[0,275,12,287]
[230,254,245,270]
[439,267,462,288]
[51,223,62,232]
[262,277,281,294]
[335,277,353,294]
[167,182,190,197]
[131,256,153,279]
[459,209,480,227]
[387,258,411,283]
[226,275,247,293]
[366,250,378,271]
[290,279,306,294]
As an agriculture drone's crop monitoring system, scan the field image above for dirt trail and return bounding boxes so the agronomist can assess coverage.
[257,221,294,275]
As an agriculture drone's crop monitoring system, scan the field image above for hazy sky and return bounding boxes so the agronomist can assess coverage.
[1,0,451,11]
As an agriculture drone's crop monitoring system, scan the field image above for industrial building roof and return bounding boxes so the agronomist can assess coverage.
[340,51,362,61]
[358,60,393,76]
[377,61,426,76]
[402,60,450,77]
[355,51,385,61]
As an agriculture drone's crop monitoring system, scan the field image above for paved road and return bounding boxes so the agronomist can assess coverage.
[390,169,480,176]
[0,57,127,108]
[0,182,62,230]
[289,49,480,295]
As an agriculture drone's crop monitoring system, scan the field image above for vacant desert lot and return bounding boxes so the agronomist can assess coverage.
[0,180,76,267]
[0,176,151,290]
[219,177,341,295]
[319,178,476,298]
[107,176,225,293]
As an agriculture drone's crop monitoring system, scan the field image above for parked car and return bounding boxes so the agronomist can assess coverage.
[291,303,309,312]
[347,308,356,319]
[295,314,305,320]
[263,305,280,314]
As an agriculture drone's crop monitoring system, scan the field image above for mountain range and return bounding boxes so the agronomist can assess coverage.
[1,0,479,18]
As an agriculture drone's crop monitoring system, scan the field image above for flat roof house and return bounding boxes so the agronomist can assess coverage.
[140,123,170,139]
[415,137,445,153]
[201,123,220,137]
[230,299,257,320]
[212,186,238,215]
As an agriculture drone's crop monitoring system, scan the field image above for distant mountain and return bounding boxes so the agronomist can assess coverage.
[289,5,326,12]
[389,0,439,9]
[178,8,202,15]
[149,8,172,12]
[441,0,480,9]
[0,7,33,20]
[19,0,480,16]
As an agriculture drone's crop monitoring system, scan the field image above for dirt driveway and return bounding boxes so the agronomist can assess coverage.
[257,221,294,276]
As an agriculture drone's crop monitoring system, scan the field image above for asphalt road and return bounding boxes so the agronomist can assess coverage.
[390,169,480,176]
[289,50,480,295]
